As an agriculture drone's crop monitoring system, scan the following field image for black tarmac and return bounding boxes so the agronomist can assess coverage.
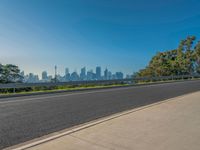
[1,80,200,149]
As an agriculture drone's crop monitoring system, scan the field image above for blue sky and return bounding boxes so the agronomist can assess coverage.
[1,0,200,76]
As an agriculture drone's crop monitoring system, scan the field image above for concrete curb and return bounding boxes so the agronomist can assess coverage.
[6,91,199,150]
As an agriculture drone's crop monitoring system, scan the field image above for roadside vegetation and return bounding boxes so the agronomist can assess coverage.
[138,36,200,77]
[0,83,128,95]
[0,64,22,83]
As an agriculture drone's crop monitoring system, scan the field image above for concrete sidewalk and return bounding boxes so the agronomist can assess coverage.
[22,91,200,150]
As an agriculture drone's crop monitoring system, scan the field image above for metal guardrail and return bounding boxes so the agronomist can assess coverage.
[0,75,200,90]
[0,79,130,89]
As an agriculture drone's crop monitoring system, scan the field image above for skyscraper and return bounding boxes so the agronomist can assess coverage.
[87,70,95,80]
[108,71,112,80]
[64,68,70,81]
[65,68,69,75]
[54,65,57,82]
[104,68,108,80]
[116,72,124,79]
[80,67,86,80]
[27,73,39,83]
[70,71,79,81]
[96,66,101,80]
[42,71,48,80]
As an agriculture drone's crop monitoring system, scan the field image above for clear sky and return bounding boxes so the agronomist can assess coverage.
[1,0,200,76]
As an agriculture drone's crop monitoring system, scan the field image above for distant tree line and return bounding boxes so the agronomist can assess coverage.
[0,64,23,83]
[138,36,200,77]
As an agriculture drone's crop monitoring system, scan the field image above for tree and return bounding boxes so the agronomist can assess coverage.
[0,64,23,83]
[0,64,4,82]
[138,36,199,77]
[194,41,200,73]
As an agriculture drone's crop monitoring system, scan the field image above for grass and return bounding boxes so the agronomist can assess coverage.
[0,83,129,96]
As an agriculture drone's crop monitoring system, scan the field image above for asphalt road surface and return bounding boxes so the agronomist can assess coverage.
[1,80,200,149]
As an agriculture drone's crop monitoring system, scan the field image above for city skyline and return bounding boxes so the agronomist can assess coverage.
[21,66,127,83]
[1,0,200,76]
[21,66,127,78]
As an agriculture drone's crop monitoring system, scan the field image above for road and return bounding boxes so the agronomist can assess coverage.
[1,80,200,149]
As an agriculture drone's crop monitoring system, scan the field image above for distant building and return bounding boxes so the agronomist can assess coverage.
[65,68,69,75]
[48,75,53,81]
[65,68,70,81]
[108,71,112,80]
[21,67,125,83]
[42,71,48,81]
[70,72,79,81]
[65,73,70,81]
[26,73,39,83]
[104,68,108,80]
[80,67,86,80]
[116,72,124,79]
[126,74,132,79]
[96,66,101,80]
[112,74,117,80]
[87,70,95,80]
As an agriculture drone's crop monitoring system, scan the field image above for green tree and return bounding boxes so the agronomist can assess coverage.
[0,64,23,83]
[194,41,200,73]
[0,64,3,82]
[183,36,196,74]
[138,36,198,77]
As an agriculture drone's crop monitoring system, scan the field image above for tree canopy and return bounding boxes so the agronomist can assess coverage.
[0,64,23,83]
[138,36,200,77]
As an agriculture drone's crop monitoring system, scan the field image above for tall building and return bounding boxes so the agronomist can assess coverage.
[27,73,39,83]
[57,74,63,82]
[96,66,101,80]
[116,72,124,79]
[80,67,86,80]
[48,75,53,81]
[65,68,69,75]
[104,68,108,80]
[87,70,95,80]
[112,74,117,79]
[126,74,132,79]
[70,72,79,81]
[108,71,112,80]
[42,71,48,80]
[65,73,70,81]
[65,68,70,81]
